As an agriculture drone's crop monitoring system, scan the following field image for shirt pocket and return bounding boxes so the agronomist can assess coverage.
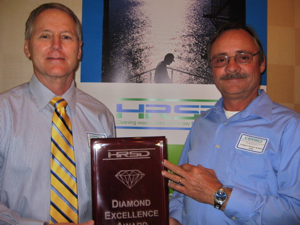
[227,150,271,191]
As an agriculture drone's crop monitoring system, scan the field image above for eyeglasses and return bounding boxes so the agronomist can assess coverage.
[211,52,260,68]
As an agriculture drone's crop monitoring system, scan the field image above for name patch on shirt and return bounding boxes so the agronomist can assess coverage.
[87,132,107,147]
[235,133,269,154]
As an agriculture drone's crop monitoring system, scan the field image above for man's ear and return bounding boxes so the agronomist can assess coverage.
[77,41,83,60]
[260,55,266,74]
[24,40,31,58]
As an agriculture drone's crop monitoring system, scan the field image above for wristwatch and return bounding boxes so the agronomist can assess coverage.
[214,186,228,209]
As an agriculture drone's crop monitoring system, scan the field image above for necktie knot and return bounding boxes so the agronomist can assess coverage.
[50,97,68,109]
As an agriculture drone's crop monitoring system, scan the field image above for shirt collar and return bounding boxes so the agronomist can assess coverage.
[249,89,273,122]
[205,89,273,122]
[29,74,76,114]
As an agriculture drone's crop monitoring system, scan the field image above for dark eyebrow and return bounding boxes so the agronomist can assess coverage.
[37,29,75,34]
[236,50,252,54]
[61,30,76,34]
[39,29,52,33]
[212,53,227,58]
[213,50,253,58]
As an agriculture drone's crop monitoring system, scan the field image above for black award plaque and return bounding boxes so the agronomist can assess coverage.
[91,136,169,225]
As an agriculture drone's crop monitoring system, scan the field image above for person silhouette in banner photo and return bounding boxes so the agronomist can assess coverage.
[154,53,175,83]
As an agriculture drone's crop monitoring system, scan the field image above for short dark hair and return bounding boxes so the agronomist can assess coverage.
[207,22,265,66]
[25,3,82,41]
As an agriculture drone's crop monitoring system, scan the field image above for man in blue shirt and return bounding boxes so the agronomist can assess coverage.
[162,22,300,224]
[0,3,115,225]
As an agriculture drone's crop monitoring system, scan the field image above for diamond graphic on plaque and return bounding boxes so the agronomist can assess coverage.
[115,170,145,189]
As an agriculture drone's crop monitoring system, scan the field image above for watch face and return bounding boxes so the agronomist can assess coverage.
[214,187,228,209]
[215,189,227,201]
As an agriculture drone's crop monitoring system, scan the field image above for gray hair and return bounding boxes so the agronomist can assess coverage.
[25,3,82,41]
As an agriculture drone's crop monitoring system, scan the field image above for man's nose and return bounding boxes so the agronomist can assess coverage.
[51,36,62,50]
[225,57,241,73]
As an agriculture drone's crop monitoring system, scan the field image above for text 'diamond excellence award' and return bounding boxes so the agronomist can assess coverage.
[91,136,169,225]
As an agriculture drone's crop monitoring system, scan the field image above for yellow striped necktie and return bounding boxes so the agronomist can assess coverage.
[49,97,78,224]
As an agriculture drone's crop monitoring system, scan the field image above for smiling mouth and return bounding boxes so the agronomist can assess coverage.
[47,57,64,59]
[220,73,249,80]
[46,57,66,62]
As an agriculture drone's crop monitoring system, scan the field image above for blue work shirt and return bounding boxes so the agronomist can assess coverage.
[169,90,300,224]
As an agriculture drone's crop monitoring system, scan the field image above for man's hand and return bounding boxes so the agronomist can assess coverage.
[162,160,223,206]
[169,217,182,225]
[56,220,94,225]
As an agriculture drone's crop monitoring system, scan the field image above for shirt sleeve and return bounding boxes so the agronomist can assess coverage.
[169,191,185,223]
[0,203,46,225]
[0,96,46,225]
[224,117,300,224]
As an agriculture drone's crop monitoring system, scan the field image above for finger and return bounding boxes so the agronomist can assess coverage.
[170,217,182,225]
[180,163,194,171]
[163,159,185,177]
[178,178,183,185]
[87,220,95,225]
[162,169,183,184]
[168,178,186,193]
[80,220,94,225]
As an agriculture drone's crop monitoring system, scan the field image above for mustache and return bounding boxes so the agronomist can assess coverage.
[220,73,250,80]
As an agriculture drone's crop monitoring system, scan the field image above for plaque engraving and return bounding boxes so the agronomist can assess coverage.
[91,136,169,225]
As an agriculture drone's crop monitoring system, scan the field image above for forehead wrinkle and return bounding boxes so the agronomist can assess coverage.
[211,29,259,55]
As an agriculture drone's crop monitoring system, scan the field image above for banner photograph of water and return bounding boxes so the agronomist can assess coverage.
[101,0,245,84]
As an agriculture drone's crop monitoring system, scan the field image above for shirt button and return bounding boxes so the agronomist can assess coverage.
[224,122,227,125]
[232,217,236,220]
[216,145,220,149]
